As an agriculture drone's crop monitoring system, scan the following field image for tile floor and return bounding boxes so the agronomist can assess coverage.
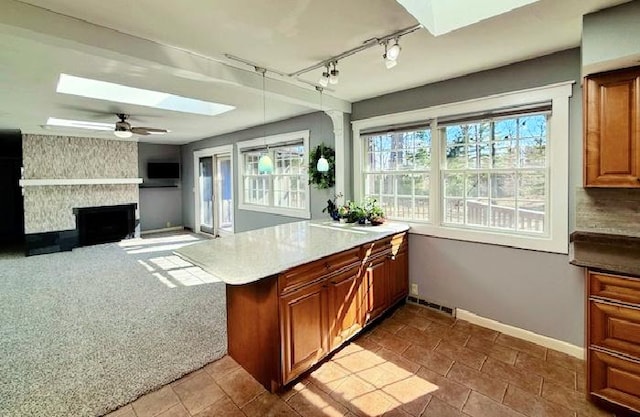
[106,303,614,417]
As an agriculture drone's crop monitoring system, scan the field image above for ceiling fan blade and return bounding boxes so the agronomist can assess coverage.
[130,127,151,135]
[132,127,168,135]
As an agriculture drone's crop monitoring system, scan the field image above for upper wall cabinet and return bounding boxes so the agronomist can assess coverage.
[584,67,640,187]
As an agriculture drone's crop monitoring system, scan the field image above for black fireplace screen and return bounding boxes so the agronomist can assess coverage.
[74,204,136,246]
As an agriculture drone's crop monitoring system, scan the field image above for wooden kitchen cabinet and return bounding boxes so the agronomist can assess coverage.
[327,265,363,350]
[280,279,329,384]
[587,270,640,414]
[584,67,640,187]
[227,232,409,391]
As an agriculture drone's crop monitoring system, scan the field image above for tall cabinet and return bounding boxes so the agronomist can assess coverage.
[584,66,640,187]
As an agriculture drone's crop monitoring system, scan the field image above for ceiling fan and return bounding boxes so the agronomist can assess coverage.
[114,113,168,138]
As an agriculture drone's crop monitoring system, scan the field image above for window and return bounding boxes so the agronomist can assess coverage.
[363,128,432,222]
[237,130,310,218]
[353,83,572,253]
[441,113,548,235]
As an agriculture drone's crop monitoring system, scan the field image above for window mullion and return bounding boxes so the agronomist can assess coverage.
[431,120,441,227]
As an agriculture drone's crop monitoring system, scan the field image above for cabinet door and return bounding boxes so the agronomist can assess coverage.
[387,248,409,304]
[280,281,328,384]
[328,265,363,350]
[363,256,389,323]
[585,69,640,187]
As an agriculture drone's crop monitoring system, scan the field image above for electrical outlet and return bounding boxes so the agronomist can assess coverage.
[166,221,171,228]
[410,283,419,296]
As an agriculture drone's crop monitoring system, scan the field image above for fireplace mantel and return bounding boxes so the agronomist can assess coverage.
[19,178,143,187]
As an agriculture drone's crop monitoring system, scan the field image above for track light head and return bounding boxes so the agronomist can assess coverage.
[385,58,398,69]
[318,71,329,87]
[329,69,339,85]
[386,39,401,61]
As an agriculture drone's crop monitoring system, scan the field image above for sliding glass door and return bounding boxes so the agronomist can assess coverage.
[197,151,234,236]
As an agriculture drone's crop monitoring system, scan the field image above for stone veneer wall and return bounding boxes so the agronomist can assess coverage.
[575,187,640,237]
[22,134,139,234]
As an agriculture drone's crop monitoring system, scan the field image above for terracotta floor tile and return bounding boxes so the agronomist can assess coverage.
[496,334,547,359]
[375,348,421,374]
[462,391,525,417]
[156,404,189,417]
[334,348,388,374]
[352,336,383,353]
[446,362,508,402]
[402,345,454,376]
[348,389,396,417]
[435,341,487,370]
[453,320,499,342]
[395,326,441,351]
[395,313,432,331]
[171,369,226,415]
[242,392,300,417]
[546,350,584,372]
[356,361,411,390]
[503,385,575,417]
[377,317,407,334]
[217,367,267,408]
[368,328,412,354]
[105,404,137,417]
[482,357,543,395]
[379,374,437,416]
[576,369,586,393]
[465,335,519,365]
[541,381,613,417]
[192,396,246,417]
[330,375,377,404]
[279,380,310,402]
[421,397,465,417]
[334,342,368,360]
[382,407,414,417]
[417,367,471,411]
[203,356,241,381]
[308,361,352,394]
[132,386,181,417]
[426,323,470,346]
[415,308,456,326]
[287,382,350,417]
[515,352,577,388]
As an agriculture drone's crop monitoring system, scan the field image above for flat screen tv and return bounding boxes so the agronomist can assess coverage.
[147,162,180,179]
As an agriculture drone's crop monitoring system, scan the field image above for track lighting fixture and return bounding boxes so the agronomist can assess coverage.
[329,62,339,85]
[318,64,330,87]
[383,38,401,69]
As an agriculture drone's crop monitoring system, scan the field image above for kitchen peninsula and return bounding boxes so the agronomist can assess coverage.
[176,220,410,391]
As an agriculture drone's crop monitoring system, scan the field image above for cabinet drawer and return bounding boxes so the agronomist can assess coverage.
[591,301,640,358]
[590,271,640,305]
[362,232,408,260]
[589,350,640,413]
[279,247,361,293]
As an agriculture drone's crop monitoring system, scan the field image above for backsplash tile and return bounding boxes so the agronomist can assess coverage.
[575,187,640,237]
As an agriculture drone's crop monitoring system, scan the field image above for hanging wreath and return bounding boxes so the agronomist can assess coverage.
[308,143,335,189]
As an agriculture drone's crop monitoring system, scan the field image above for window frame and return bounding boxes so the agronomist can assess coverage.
[237,130,311,219]
[352,82,573,254]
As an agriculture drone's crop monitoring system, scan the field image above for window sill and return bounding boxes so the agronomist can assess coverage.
[238,203,311,220]
[406,222,567,254]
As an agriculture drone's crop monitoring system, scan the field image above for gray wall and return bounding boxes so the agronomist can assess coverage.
[181,112,335,233]
[352,49,586,346]
[138,143,182,231]
[582,0,640,75]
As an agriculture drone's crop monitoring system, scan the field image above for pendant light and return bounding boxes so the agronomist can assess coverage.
[316,87,329,172]
[256,68,273,174]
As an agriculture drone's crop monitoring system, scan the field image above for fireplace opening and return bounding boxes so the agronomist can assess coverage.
[75,204,136,246]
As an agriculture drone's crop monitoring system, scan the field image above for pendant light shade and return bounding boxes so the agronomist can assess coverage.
[316,155,329,172]
[258,153,273,174]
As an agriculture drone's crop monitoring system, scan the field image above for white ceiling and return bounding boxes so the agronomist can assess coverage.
[0,0,629,144]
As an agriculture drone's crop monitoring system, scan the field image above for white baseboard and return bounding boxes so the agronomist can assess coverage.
[455,309,585,360]
[140,226,184,235]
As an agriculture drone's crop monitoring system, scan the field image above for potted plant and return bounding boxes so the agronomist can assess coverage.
[323,193,343,220]
[365,198,385,226]
[337,205,350,223]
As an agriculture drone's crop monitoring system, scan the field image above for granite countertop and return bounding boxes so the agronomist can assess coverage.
[570,230,640,277]
[175,220,410,285]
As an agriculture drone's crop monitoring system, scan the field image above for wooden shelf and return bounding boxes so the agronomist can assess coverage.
[19,178,143,187]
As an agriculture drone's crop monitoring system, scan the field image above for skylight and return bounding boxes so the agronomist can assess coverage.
[46,117,114,131]
[396,0,540,36]
[56,74,235,116]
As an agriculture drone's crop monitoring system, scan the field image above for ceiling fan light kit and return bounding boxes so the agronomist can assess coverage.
[113,113,168,138]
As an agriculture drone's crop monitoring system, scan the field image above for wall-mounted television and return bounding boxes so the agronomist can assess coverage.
[147,162,180,179]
